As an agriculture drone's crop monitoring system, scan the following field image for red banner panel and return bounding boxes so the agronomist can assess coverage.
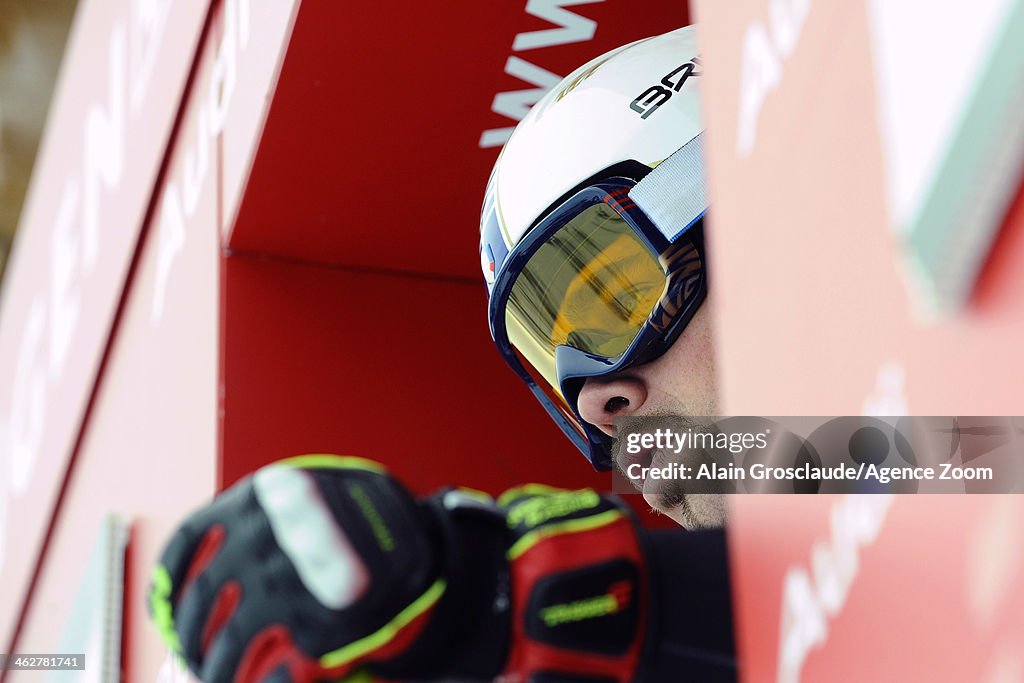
[226,1,690,279]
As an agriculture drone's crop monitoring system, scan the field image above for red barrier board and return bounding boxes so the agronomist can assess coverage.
[0,0,210,650]
[729,495,1024,682]
[5,6,225,679]
[693,0,1024,417]
[694,0,1024,680]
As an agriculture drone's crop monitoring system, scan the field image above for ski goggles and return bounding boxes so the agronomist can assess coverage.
[487,135,708,469]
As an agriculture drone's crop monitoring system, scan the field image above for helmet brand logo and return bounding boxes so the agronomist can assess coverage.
[630,57,701,120]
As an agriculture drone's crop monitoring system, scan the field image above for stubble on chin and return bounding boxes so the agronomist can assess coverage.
[675,493,727,529]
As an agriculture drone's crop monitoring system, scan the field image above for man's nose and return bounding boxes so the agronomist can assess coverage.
[575,375,647,437]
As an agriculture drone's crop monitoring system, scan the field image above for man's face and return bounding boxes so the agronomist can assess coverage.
[574,299,724,528]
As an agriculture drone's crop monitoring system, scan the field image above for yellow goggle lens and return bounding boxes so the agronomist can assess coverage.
[505,203,666,401]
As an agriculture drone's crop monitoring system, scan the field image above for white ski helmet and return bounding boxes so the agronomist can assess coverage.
[480,26,707,469]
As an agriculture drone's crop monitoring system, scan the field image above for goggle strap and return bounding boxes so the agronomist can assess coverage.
[629,131,707,243]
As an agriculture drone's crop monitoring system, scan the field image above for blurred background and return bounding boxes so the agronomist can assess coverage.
[0,1,1022,682]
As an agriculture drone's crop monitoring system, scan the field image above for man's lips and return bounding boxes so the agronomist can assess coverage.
[646,448,695,513]
[615,445,654,490]
[616,447,686,515]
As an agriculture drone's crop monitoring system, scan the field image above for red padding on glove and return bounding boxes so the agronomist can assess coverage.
[234,601,441,683]
[236,625,319,683]
[505,516,647,683]
[185,524,226,586]
[201,581,242,655]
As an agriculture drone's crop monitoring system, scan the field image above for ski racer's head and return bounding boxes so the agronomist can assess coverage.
[480,26,722,528]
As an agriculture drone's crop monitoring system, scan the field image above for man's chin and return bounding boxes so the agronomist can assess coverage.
[646,493,727,529]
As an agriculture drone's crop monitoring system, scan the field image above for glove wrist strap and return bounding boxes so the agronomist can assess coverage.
[636,529,737,683]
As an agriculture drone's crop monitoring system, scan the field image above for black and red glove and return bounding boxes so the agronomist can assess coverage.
[149,455,734,682]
